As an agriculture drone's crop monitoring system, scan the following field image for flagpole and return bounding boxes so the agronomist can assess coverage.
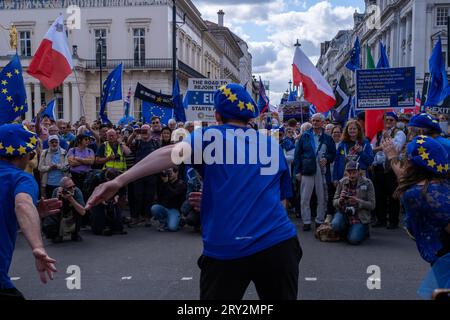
[73,67,86,118]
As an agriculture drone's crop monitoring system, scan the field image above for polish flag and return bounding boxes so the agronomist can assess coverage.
[28,15,73,90]
[292,46,336,113]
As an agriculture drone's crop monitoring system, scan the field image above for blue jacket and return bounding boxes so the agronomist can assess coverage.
[333,139,374,182]
[293,128,336,182]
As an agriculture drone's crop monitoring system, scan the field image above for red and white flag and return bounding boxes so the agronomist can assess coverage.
[292,46,335,113]
[28,15,73,90]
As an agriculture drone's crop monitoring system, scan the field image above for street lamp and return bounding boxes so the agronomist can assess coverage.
[288,80,292,92]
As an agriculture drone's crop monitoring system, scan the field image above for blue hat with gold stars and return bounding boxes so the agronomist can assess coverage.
[0,123,38,157]
[408,113,442,133]
[214,84,258,122]
[407,135,449,175]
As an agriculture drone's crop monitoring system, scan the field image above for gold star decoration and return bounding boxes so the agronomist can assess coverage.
[222,87,232,97]
[1,80,7,85]
[17,146,26,155]
[246,102,254,112]
[427,159,436,168]
[6,96,12,102]
[432,120,438,123]
[420,152,429,160]
[416,139,425,145]
[156,97,162,103]
[20,105,24,110]
[6,72,12,78]
[238,101,245,111]
[0,142,3,149]
[5,145,15,155]
[29,136,38,145]
[14,69,19,75]
[417,146,426,154]
[436,164,444,173]
[1,88,7,94]
[340,149,345,155]
[445,164,449,171]
[227,93,237,103]
[13,106,19,112]
[26,143,34,149]
[219,85,226,92]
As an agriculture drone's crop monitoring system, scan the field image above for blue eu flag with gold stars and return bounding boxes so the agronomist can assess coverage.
[0,55,28,125]
[100,63,122,124]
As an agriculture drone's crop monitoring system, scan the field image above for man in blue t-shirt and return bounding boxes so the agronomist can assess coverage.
[87,84,302,300]
[0,124,61,300]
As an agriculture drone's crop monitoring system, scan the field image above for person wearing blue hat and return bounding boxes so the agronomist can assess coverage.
[407,113,450,160]
[0,124,61,300]
[86,83,302,300]
[388,135,450,265]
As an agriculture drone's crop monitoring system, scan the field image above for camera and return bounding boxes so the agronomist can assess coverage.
[345,207,356,216]
[161,171,168,177]
[135,128,142,134]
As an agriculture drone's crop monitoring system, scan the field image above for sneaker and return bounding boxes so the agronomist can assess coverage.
[302,224,311,231]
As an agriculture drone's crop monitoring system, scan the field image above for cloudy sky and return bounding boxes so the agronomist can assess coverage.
[192,0,364,104]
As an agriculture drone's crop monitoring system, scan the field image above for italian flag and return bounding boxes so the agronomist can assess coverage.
[28,15,73,90]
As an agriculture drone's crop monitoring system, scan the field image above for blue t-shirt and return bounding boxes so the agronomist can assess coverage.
[0,161,38,289]
[185,125,296,260]
[47,151,65,186]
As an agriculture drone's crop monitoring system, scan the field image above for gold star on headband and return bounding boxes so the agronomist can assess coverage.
[13,106,19,112]
[1,88,7,94]
[6,96,12,102]
[445,164,449,171]
[427,159,436,168]
[222,87,232,97]
[5,145,15,155]
[18,146,26,155]
[29,136,38,145]
[417,146,426,154]
[26,143,34,149]
[6,72,12,78]
[420,152,429,160]
[1,80,7,85]
[219,85,226,92]
[246,102,254,112]
[227,93,237,103]
[436,164,444,173]
[238,101,245,111]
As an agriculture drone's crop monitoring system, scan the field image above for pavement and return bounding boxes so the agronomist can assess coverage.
[9,217,429,300]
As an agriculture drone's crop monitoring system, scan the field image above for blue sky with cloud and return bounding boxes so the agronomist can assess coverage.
[193,0,364,104]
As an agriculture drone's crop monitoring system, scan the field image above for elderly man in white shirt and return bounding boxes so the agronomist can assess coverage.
[371,112,406,229]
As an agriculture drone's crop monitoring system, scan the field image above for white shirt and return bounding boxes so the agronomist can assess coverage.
[373,128,406,166]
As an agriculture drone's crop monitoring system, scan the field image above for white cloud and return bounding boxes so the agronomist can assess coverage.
[194,1,358,105]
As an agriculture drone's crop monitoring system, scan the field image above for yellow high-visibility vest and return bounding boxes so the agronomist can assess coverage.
[104,142,127,172]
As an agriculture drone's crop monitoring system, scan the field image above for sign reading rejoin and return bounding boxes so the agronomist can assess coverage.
[185,78,231,123]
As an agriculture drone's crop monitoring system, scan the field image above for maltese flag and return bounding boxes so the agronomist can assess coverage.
[293,46,335,113]
[28,15,73,90]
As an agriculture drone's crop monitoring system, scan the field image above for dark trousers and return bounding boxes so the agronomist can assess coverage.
[45,185,58,199]
[134,176,157,219]
[0,287,25,300]
[70,171,87,194]
[327,182,336,216]
[90,203,123,234]
[127,182,138,219]
[198,237,302,300]
[373,166,400,225]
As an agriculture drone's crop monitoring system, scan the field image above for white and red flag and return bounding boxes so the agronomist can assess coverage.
[292,46,335,113]
[28,15,73,90]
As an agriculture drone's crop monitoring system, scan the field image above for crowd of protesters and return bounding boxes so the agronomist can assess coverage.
[15,101,450,262]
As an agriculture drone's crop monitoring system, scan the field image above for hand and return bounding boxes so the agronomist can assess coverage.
[50,164,58,170]
[348,196,359,205]
[296,173,301,182]
[381,137,399,161]
[86,179,122,210]
[32,248,57,284]
[319,158,327,167]
[37,197,62,218]
[352,144,362,153]
[339,191,347,203]
[188,192,202,212]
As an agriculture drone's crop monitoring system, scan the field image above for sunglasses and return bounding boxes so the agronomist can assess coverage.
[152,122,160,125]
[385,118,395,122]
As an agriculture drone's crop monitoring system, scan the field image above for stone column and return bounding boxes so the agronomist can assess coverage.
[63,82,70,121]
[71,82,80,122]
[34,82,41,112]
[25,83,32,120]
[405,13,411,66]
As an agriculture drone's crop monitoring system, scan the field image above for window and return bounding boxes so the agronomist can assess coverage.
[133,28,145,66]
[95,29,107,67]
[436,7,449,26]
[133,98,142,121]
[56,95,63,120]
[19,31,31,57]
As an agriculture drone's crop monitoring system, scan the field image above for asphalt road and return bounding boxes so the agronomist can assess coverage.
[9,217,429,300]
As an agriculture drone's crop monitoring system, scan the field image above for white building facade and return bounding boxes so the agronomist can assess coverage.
[0,0,253,124]
[317,0,449,96]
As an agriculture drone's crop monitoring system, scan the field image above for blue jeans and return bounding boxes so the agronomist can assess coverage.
[331,212,369,245]
[151,204,181,231]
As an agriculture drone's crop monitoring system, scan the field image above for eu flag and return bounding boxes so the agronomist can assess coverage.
[425,37,450,107]
[42,99,57,120]
[345,37,360,72]
[172,78,186,122]
[376,42,390,68]
[0,55,28,125]
[142,101,173,125]
[100,63,123,124]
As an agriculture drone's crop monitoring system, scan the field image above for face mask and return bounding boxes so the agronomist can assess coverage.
[439,121,448,134]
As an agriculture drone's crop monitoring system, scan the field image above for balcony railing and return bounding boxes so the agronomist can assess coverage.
[85,58,173,70]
